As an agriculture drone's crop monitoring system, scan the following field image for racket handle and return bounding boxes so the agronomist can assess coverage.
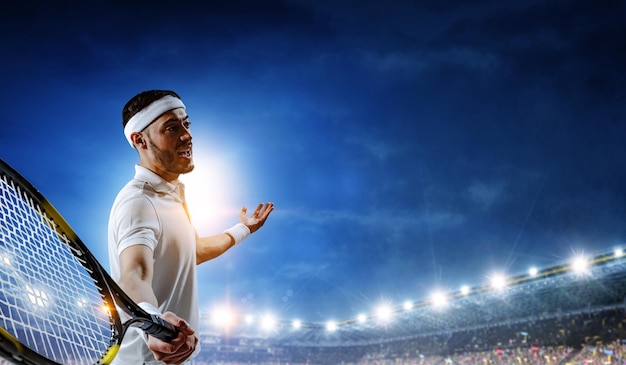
[139,315,180,342]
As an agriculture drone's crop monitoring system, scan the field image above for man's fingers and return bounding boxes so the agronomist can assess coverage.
[240,202,273,222]
[260,202,274,218]
[174,320,195,336]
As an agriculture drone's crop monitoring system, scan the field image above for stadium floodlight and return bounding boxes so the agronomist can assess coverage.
[357,314,367,323]
[430,290,448,309]
[460,285,470,295]
[211,306,235,328]
[489,273,507,290]
[326,321,337,332]
[244,314,254,325]
[403,301,413,311]
[375,303,393,322]
[260,313,276,331]
[528,267,538,277]
[571,255,589,274]
[615,248,624,258]
[292,319,301,329]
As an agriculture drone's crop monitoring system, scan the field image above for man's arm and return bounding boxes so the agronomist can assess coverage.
[118,245,197,362]
[196,202,274,265]
[196,233,235,265]
[118,244,158,305]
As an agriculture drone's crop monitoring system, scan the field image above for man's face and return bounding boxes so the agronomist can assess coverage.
[141,107,194,180]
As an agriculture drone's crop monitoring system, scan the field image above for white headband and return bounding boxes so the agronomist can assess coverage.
[124,95,186,147]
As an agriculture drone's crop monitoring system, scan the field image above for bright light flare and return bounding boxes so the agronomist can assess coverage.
[260,314,277,331]
[326,321,337,332]
[489,273,507,290]
[244,315,254,325]
[615,248,623,258]
[375,304,393,322]
[292,320,301,329]
[528,267,538,277]
[403,301,413,311]
[571,255,589,274]
[430,291,448,309]
[211,306,235,328]
[357,314,367,323]
[460,285,470,295]
[180,146,245,236]
[100,305,112,315]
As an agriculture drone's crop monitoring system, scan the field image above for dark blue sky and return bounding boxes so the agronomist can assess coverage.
[1,0,625,327]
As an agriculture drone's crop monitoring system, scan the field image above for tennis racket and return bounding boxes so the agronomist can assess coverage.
[0,158,178,365]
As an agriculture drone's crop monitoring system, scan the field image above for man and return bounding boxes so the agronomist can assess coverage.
[108,90,274,364]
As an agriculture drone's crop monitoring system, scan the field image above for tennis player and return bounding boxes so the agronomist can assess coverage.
[108,90,274,364]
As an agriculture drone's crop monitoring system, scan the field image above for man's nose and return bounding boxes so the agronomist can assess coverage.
[181,125,192,141]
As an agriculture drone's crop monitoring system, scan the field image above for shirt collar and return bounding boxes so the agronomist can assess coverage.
[134,165,185,197]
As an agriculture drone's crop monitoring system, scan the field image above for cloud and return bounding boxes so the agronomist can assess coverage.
[280,206,465,235]
[468,181,505,209]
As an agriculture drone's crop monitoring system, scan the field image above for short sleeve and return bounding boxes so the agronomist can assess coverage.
[112,194,160,255]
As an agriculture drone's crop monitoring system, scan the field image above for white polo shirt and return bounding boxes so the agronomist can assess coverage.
[108,165,199,364]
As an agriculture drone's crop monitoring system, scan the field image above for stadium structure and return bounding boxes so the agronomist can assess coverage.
[192,247,626,362]
[0,247,624,364]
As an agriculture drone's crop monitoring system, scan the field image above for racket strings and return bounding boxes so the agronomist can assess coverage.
[0,175,114,364]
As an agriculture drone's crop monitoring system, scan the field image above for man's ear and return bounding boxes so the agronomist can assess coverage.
[130,132,146,148]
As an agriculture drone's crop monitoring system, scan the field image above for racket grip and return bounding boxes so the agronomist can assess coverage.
[140,315,179,342]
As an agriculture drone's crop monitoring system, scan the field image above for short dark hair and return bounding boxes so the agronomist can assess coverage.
[122,90,182,128]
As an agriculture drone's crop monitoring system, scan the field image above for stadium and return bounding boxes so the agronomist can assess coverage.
[188,247,626,364]
[1,247,624,364]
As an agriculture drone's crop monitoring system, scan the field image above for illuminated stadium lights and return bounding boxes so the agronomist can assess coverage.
[292,320,301,329]
[244,314,254,325]
[375,304,393,322]
[218,247,626,346]
[326,321,337,332]
[211,306,235,328]
[191,247,626,342]
[430,291,448,309]
[260,314,277,331]
[571,255,589,274]
[489,273,507,290]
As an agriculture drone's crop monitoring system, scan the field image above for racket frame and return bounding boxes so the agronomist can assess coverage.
[0,159,177,364]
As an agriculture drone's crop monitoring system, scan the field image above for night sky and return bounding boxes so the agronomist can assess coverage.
[1,0,625,327]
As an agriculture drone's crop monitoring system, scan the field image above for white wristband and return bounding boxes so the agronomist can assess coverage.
[223,223,251,245]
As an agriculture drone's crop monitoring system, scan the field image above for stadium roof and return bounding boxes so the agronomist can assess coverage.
[201,248,626,347]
